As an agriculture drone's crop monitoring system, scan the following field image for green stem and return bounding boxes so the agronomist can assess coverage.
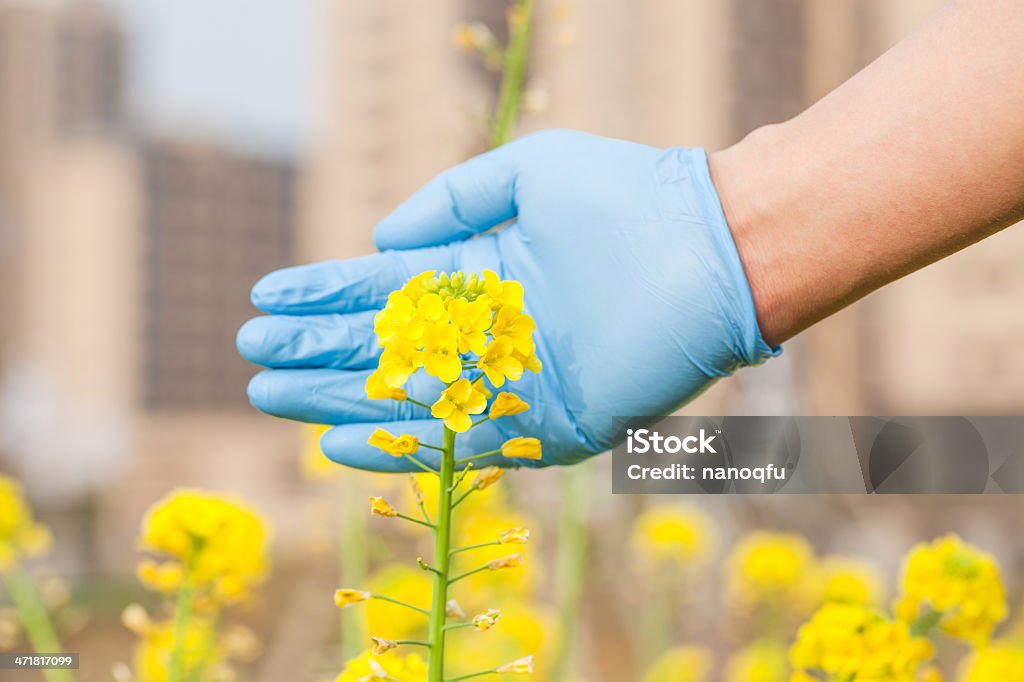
[454,450,500,465]
[2,563,74,682]
[488,0,535,148]
[427,427,457,682]
[448,565,489,586]
[443,622,476,632]
[552,464,591,682]
[449,541,501,557]
[447,670,498,682]
[339,475,369,660]
[405,454,440,476]
[397,513,436,530]
[407,397,433,410]
[166,579,195,682]
[396,640,432,648]
[372,594,430,617]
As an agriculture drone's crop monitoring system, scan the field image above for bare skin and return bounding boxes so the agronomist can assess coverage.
[710,0,1024,347]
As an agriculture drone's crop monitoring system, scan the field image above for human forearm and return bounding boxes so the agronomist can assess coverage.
[710,0,1024,346]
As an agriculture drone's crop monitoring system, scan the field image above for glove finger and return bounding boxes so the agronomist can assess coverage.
[236,310,381,370]
[321,419,508,473]
[246,368,445,425]
[375,147,519,251]
[250,246,456,315]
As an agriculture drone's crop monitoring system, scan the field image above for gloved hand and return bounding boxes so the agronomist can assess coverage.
[237,130,778,471]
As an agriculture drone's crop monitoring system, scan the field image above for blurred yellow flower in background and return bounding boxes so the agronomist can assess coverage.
[724,641,789,682]
[642,645,713,682]
[0,475,53,570]
[959,640,1024,681]
[728,532,814,608]
[137,489,268,605]
[895,534,1006,644]
[817,556,884,607]
[300,424,337,480]
[630,504,712,567]
[336,649,427,682]
[366,565,431,641]
[123,607,231,682]
[790,603,935,682]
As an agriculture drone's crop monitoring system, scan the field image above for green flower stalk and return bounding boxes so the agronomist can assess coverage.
[0,475,72,682]
[335,269,543,682]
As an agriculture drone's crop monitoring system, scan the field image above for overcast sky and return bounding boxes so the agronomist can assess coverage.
[109,0,317,156]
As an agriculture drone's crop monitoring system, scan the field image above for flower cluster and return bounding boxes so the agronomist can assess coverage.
[630,504,712,567]
[340,271,542,682]
[0,475,52,571]
[895,534,1007,644]
[367,270,540,432]
[727,532,816,609]
[789,603,937,682]
[121,605,259,682]
[137,489,269,605]
[959,641,1024,682]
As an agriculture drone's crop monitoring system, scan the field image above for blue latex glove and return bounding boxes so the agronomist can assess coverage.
[237,130,778,471]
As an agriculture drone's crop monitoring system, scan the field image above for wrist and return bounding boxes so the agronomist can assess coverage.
[707,127,793,347]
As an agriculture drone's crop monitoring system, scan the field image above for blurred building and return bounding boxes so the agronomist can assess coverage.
[142,139,294,410]
[0,0,304,572]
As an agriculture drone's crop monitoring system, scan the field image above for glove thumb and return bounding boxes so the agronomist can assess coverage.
[374,146,518,251]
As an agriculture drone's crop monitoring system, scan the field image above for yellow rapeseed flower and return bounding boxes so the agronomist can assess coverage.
[478,337,524,387]
[377,338,423,388]
[895,534,1006,644]
[401,271,438,303]
[449,298,492,354]
[489,393,529,419]
[483,270,524,311]
[367,565,431,640]
[790,603,935,682]
[365,371,408,401]
[495,655,534,674]
[724,641,788,682]
[500,528,530,545]
[422,323,463,383]
[642,645,714,682]
[501,437,542,460]
[630,504,711,567]
[488,554,522,571]
[431,378,488,433]
[374,291,416,347]
[334,589,372,608]
[473,466,505,491]
[368,497,398,518]
[727,532,814,608]
[370,636,397,655]
[336,650,427,682]
[473,608,501,631]
[367,429,419,457]
[490,306,536,356]
[127,610,228,682]
[959,640,1024,681]
[818,556,883,606]
[0,475,52,571]
[137,490,267,604]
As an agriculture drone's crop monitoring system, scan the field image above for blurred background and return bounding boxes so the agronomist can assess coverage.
[1,0,1023,680]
